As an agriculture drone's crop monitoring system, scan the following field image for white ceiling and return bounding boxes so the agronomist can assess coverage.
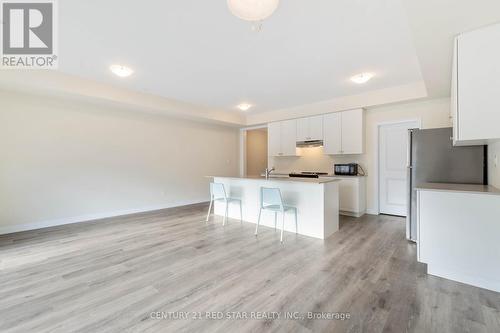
[58,0,424,113]
[3,0,500,124]
[402,0,500,97]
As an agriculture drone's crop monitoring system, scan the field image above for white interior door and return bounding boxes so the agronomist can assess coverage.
[379,121,419,216]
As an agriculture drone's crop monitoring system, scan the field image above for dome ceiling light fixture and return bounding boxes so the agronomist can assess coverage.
[237,103,253,111]
[227,0,280,31]
[350,72,375,84]
[110,64,134,78]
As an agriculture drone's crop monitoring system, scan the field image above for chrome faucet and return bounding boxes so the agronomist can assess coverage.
[265,167,275,179]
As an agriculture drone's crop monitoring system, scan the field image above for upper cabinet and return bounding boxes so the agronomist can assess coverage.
[452,23,500,145]
[296,115,323,142]
[323,109,364,155]
[323,112,342,154]
[268,122,282,157]
[268,109,363,157]
[268,119,298,157]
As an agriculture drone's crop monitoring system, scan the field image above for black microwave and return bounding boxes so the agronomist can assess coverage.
[334,163,359,176]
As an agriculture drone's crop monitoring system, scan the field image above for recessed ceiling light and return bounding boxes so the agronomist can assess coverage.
[237,103,253,111]
[110,64,134,78]
[350,72,374,84]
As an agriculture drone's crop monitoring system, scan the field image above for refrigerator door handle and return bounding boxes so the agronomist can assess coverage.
[406,129,413,169]
[406,129,413,241]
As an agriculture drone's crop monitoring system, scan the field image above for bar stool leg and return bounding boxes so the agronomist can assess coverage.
[280,211,285,243]
[239,200,243,224]
[206,198,213,223]
[223,201,228,226]
[255,208,262,236]
[294,209,298,234]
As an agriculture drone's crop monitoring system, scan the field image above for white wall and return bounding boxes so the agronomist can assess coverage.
[0,91,239,234]
[270,98,452,214]
[488,141,500,188]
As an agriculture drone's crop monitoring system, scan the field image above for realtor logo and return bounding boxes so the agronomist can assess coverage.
[1,0,57,68]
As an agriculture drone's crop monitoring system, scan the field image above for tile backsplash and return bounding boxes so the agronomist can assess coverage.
[268,146,365,174]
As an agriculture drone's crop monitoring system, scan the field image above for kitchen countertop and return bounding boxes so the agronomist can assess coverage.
[320,174,366,178]
[262,172,366,178]
[208,175,341,184]
[415,182,500,196]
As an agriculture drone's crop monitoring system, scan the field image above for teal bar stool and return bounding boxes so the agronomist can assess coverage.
[255,187,297,242]
[206,182,242,226]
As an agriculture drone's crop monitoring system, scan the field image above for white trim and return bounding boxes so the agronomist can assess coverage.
[245,81,427,125]
[427,265,500,294]
[339,210,365,218]
[239,129,247,176]
[365,208,379,215]
[373,118,421,215]
[240,124,268,131]
[0,199,208,235]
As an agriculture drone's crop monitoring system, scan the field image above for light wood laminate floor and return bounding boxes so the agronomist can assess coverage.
[0,203,499,333]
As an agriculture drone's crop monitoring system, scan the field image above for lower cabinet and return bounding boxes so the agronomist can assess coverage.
[322,176,366,217]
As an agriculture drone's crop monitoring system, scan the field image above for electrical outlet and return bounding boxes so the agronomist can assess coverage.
[495,154,498,168]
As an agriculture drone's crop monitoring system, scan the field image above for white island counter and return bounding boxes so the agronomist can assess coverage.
[416,182,500,292]
[209,176,340,240]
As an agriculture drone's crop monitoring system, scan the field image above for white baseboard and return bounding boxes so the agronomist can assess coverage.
[428,265,500,293]
[365,208,379,215]
[339,210,365,218]
[0,198,208,235]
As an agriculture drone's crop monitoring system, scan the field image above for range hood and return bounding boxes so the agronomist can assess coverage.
[296,140,323,148]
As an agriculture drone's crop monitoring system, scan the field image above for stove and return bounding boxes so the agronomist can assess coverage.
[288,171,329,178]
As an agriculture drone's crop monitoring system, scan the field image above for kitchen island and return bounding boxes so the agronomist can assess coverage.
[208,176,340,240]
[416,182,500,292]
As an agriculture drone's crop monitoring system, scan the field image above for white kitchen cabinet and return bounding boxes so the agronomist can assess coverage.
[341,109,364,154]
[452,23,500,145]
[296,118,309,142]
[323,109,364,155]
[267,120,298,157]
[417,185,500,292]
[323,113,342,154]
[267,122,281,157]
[320,176,366,217]
[296,115,323,142]
[281,119,298,156]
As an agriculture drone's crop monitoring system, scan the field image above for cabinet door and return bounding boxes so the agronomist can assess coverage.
[451,38,459,143]
[458,23,500,142]
[323,113,342,155]
[296,118,310,142]
[341,109,364,154]
[338,178,358,212]
[308,115,324,141]
[280,119,298,156]
[267,122,281,156]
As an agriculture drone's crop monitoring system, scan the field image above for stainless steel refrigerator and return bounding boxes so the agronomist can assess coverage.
[406,127,486,242]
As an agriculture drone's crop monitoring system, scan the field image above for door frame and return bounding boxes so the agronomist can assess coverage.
[239,125,268,177]
[373,119,421,215]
